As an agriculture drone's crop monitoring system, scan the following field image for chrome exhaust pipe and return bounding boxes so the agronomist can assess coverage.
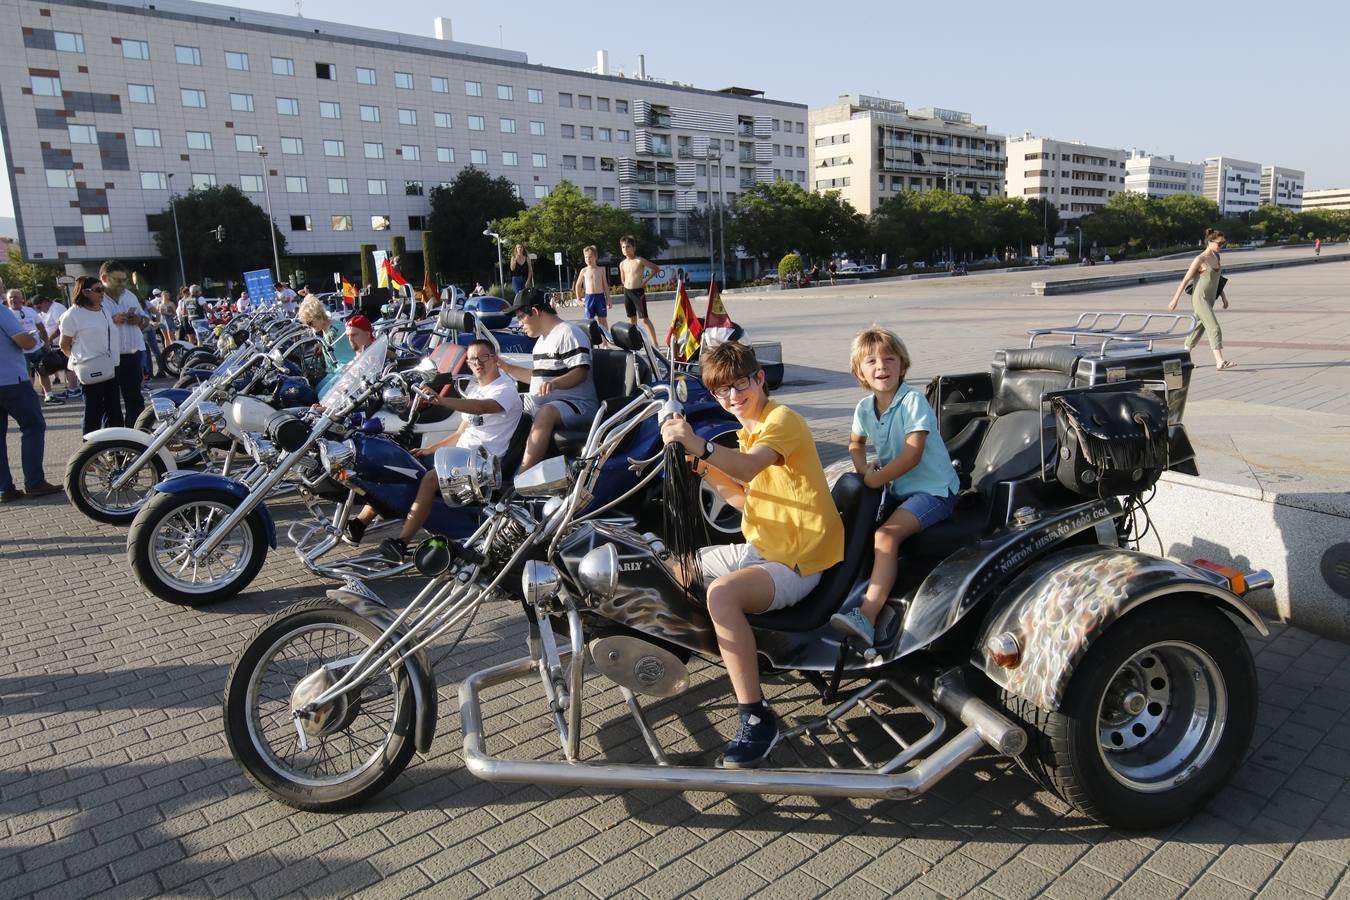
[1243,569,1274,594]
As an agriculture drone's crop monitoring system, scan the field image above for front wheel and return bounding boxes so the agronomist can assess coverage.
[160,341,192,378]
[223,598,416,811]
[65,438,167,525]
[135,408,203,469]
[1003,603,1256,830]
[127,488,268,605]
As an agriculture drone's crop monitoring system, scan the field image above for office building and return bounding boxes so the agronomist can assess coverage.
[807,94,1006,215]
[1260,166,1304,211]
[1302,188,1350,212]
[1203,157,1262,215]
[1004,135,1127,220]
[0,0,807,268]
[1123,151,1205,199]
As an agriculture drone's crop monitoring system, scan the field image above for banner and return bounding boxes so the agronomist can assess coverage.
[243,268,274,309]
[372,250,389,288]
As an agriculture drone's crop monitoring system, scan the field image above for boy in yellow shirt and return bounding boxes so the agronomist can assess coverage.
[661,342,843,767]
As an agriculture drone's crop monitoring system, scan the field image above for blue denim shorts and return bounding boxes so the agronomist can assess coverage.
[882,490,957,530]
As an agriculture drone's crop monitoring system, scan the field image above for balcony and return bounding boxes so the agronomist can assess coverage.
[649,139,673,158]
[635,200,655,212]
[738,151,755,163]
[657,200,675,213]
[737,122,754,137]
[677,146,696,159]
[643,113,672,129]
[655,171,676,185]
[739,177,755,188]
[634,171,656,184]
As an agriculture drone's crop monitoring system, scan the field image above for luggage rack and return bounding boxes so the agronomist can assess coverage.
[1027,312,1196,353]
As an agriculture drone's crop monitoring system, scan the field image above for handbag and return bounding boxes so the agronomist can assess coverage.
[70,310,116,384]
[38,347,67,376]
[1052,388,1169,497]
[1183,275,1227,297]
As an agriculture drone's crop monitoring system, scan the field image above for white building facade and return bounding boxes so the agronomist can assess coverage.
[1260,166,1304,211]
[1203,157,1262,215]
[1302,188,1350,212]
[1003,135,1127,220]
[0,0,807,266]
[807,95,1005,215]
[1123,151,1205,199]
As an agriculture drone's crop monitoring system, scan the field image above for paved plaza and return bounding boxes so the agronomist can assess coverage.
[3,256,1350,899]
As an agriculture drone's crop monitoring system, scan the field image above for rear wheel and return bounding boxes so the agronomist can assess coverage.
[134,408,203,469]
[160,342,192,378]
[66,438,166,525]
[128,488,268,604]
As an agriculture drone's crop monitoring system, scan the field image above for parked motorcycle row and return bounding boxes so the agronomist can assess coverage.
[66,300,1274,830]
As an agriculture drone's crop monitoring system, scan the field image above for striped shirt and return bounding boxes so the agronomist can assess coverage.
[529,321,597,408]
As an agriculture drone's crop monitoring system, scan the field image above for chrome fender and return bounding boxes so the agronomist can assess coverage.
[972,546,1268,713]
[82,427,178,473]
[150,472,277,549]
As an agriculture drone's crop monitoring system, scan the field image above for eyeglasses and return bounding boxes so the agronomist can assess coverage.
[86,285,105,293]
[465,354,494,364]
[711,374,758,399]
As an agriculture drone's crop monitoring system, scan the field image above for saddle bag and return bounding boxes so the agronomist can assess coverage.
[1052,388,1168,497]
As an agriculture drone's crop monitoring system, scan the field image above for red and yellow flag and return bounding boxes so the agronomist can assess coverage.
[423,269,437,304]
[341,277,358,305]
[703,278,732,330]
[667,280,703,362]
[383,258,409,288]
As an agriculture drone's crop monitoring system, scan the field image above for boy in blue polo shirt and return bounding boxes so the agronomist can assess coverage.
[832,326,958,646]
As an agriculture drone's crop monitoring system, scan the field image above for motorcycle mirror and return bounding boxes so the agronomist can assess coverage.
[413,536,452,577]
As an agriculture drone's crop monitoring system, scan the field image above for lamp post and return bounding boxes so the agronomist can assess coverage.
[256,146,281,281]
[1076,226,1083,261]
[165,173,187,290]
[482,227,506,288]
[704,147,716,284]
[715,149,727,286]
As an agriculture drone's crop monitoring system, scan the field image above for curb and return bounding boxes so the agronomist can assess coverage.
[1031,253,1348,295]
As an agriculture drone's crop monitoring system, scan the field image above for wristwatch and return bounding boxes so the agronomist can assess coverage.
[697,440,716,461]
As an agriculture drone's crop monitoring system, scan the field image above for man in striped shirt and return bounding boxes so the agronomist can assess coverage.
[499,289,599,474]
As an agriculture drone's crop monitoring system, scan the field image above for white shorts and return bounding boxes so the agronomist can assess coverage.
[697,543,822,612]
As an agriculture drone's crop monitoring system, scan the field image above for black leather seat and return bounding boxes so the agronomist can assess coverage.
[500,415,533,480]
[746,474,881,633]
[550,349,638,456]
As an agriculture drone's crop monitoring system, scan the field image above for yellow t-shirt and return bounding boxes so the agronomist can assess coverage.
[738,401,845,576]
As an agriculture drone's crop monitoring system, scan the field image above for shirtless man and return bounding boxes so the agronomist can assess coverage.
[618,235,661,346]
[573,245,610,330]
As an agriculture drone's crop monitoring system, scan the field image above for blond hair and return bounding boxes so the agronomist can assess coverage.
[849,325,911,387]
[297,296,331,334]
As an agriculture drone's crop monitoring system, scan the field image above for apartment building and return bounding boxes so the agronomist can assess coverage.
[1302,188,1350,212]
[1260,166,1305,211]
[1003,135,1127,220]
[1203,157,1262,215]
[0,0,807,267]
[1123,151,1205,199]
[807,95,1005,215]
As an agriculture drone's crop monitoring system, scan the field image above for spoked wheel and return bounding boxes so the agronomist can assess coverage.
[699,430,742,541]
[161,342,192,378]
[134,408,203,469]
[223,598,415,811]
[65,439,166,525]
[1002,603,1256,830]
[127,488,268,604]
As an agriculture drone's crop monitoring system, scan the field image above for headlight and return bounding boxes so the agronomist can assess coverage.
[381,383,410,415]
[318,439,356,478]
[266,413,310,452]
[242,431,279,466]
[151,397,178,425]
[577,544,619,601]
[196,401,225,432]
[513,456,571,497]
[434,445,500,506]
[522,560,562,606]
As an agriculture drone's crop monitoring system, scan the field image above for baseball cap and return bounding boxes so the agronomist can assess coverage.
[504,286,554,316]
[345,314,373,333]
[151,288,162,296]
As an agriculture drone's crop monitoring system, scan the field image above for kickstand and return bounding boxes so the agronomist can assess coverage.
[824,638,853,704]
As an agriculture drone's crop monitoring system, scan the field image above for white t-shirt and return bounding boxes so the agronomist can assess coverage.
[9,306,41,343]
[458,371,524,458]
[38,300,65,339]
[106,289,147,354]
[528,321,598,407]
[59,304,121,365]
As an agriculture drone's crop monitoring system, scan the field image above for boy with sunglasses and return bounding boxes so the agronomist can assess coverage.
[661,341,843,767]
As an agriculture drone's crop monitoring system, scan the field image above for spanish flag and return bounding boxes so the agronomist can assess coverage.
[666,279,703,362]
[341,277,358,306]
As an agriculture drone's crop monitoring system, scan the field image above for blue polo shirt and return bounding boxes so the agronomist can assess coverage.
[0,306,32,385]
[852,382,959,499]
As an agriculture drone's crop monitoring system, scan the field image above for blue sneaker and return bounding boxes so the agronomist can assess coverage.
[830,608,875,646]
[720,705,779,769]
[63,387,83,399]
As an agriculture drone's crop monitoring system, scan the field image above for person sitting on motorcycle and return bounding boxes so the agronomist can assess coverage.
[498,288,599,475]
[297,296,332,337]
[831,327,959,647]
[661,341,844,768]
[343,340,524,559]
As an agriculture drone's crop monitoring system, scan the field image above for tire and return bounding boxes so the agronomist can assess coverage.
[66,438,167,525]
[127,488,268,605]
[161,341,192,378]
[699,429,743,542]
[223,598,416,811]
[135,408,204,469]
[183,348,218,371]
[1001,602,1256,830]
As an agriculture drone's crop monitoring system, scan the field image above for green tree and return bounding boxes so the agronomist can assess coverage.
[497,180,656,269]
[778,252,803,280]
[0,245,62,298]
[427,167,525,286]
[728,181,864,263]
[151,185,286,284]
[1153,194,1220,247]
[1078,191,1152,254]
[359,244,376,291]
[1250,204,1301,241]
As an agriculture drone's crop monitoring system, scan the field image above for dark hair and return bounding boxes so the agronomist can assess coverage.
[98,259,129,278]
[620,235,636,247]
[466,339,496,356]
[73,275,103,308]
[513,286,555,315]
[1204,228,1226,243]
[701,341,763,395]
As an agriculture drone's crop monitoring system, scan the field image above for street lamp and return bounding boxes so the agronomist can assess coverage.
[482,227,506,288]
[165,173,187,290]
[256,146,281,281]
[704,147,717,284]
[714,150,727,286]
[1076,226,1083,260]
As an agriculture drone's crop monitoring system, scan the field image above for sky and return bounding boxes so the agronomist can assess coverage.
[4,0,1348,221]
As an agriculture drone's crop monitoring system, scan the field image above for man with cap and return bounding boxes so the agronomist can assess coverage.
[498,288,598,474]
[344,314,375,353]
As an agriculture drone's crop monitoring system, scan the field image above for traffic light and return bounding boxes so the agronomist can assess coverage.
[214,225,226,242]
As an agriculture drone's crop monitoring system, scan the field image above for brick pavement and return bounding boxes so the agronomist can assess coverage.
[4,263,1350,898]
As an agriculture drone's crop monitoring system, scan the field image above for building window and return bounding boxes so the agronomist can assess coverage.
[229,93,254,113]
[500,118,516,134]
[602,187,615,201]
[323,139,345,157]
[276,97,299,116]
[584,186,597,199]
[600,157,615,172]
[470,149,487,165]
[180,89,207,108]
[529,120,546,136]
[582,156,596,171]
[360,104,381,123]
[468,115,484,131]
[280,136,302,154]
[319,101,340,119]
[434,112,452,128]
[272,56,294,76]
[371,215,391,231]
[45,169,75,188]
[175,45,201,65]
[82,214,111,233]
[328,177,349,194]
[138,171,167,190]
[502,151,518,166]
[534,185,549,199]
[398,108,417,126]
[561,124,575,139]
[234,134,259,152]
[578,95,592,110]
[431,76,448,93]
[405,180,424,196]
[401,145,420,160]
[121,39,150,60]
[598,127,611,142]
[465,80,482,97]
[355,66,376,85]
[191,173,217,189]
[597,97,610,112]
[368,179,387,195]
[240,174,263,192]
[409,215,427,230]
[285,176,307,193]
[68,124,97,144]
[617,129,630,142]
[615,100,628,114]
[436,147,454,163]
[527,88,543,104]
[315,62,335,80]
[394,71,414,90]
[497,84,513,101]
[225,51,249,71]
[128,83,155,104]
[290,214,311,231]
[559,93,573,108]
[532,153,547,168]
[364,142,384,159]
[580,126,593,141]
[562,155,577,170]
[510,184,521,199]
[332,215,353,231]
[53,30,85,52]
[185,130,211,150]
